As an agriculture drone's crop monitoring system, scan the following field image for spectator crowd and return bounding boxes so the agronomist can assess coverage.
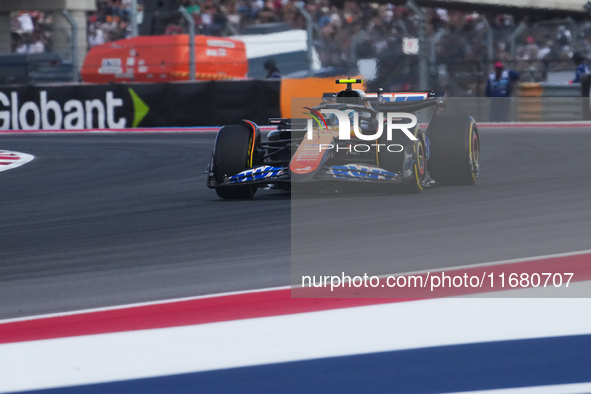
[7,0,591,94]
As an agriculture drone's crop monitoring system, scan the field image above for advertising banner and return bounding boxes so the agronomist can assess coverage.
[0,80,280,130]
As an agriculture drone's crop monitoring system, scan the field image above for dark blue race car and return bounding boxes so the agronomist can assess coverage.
[207,79,479,199]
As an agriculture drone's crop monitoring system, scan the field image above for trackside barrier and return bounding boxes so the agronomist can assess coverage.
[0,76,361,130]
[283,80,588,123]
[517,83,543,122]
[517,82,587,121]
[582,74,591,120]
[1,78,589,131]
[0,80,280,130]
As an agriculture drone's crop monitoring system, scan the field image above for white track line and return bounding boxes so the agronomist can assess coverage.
[2,248,590,324]
[445,382,591,394]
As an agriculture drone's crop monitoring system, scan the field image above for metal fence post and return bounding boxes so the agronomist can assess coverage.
[565,16,578,49]
[295,2,314,77]
[429,29,446,74]
[482,16,494,64]
[131,0,139,37]
[179,6,196,81]
[61,10,79,82]
[406,0,428,90]
[510,21,527,60]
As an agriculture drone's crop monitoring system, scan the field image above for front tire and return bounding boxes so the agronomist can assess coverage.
[428,115,479,186]
[213,123,259,199]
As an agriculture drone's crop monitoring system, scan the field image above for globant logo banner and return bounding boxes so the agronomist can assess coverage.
[0,91,126,130]
[0,90,130,130]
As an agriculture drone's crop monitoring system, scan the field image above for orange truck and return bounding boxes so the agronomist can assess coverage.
[81,35,248,83]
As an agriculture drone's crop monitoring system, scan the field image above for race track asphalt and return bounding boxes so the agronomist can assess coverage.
[0,127,590,318]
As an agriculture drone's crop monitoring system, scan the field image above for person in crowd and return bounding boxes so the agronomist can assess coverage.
[88,23,105,47]
[486,62,519,97]
[570,51,588,83]
[264,59,281,79]
[486,61,520,121]
[16,12,35,34]
[15,33,45,54]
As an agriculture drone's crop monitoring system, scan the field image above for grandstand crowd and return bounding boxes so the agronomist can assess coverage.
[8,0,591,91]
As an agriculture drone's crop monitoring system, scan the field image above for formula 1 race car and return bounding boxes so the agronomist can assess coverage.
[206,79,479,199]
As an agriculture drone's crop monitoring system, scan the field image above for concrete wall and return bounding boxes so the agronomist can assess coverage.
[517,82,586,121]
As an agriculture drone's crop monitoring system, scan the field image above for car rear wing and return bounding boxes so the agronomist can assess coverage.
[319,90,443,103]
[364,91,445,112]
[365,91,441,102]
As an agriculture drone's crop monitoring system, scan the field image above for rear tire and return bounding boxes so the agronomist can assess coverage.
[428,115,479,186]
[213,123,259,199]
[378,125,425,192]
[405,136,427,193]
